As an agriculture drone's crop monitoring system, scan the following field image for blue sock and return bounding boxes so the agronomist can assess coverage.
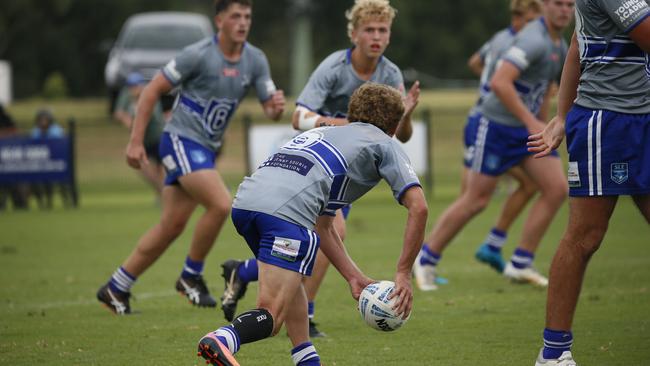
[484,228,507,252]
[109,266,136,294]
[419,244,441,266]
[214,325,241,355]
[237,258,259,283]
[308,301,314,320]
[510,247,534,269]
[181,256,204,278]
[543,328,573,359]
[291,342,321,366]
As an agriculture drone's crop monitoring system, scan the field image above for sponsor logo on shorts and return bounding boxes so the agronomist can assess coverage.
[162,155,178,173]
[567,161,581,188]
[271,237,301,262]
[190,149,207,164]
[611,163,628,184]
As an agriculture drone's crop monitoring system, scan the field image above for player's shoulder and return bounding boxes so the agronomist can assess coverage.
[183,36,214,56]
[242,42,268,60]
[317,49,349,71]
[378,56,402,77]
[492,27,516,44]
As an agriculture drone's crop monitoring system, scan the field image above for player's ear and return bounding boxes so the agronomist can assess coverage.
[214,14,222,30]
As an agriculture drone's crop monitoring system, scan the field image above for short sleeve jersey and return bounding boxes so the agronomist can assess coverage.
[162,36,276,151]
[233,123,421,229]
[574,0,650,113]
[296,49,405,118]
[475,27,517,108]
[481,18,568,126]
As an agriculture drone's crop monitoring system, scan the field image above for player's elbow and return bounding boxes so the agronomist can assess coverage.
[408,199,428,221]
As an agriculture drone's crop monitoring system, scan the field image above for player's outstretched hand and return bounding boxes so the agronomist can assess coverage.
[270,89,285,118]
[527,115,566,158]
[388,271,413,320]
[125,141,148,169]
[349,274,375,301]
[404,81,420,116]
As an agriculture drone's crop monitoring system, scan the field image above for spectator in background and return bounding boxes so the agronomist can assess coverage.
[114,72,165,199]
[0,104,29,210]
[30,108,70,209]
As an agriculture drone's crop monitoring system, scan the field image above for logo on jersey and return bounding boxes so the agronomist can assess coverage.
[611,163,628,184]
[202,98,237,138]
[222,67,239,77]
[614,0,648,24]
[283,130,324,149]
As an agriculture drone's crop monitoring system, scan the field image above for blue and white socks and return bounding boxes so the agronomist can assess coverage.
[510,247,534,269]
[419,244,441,267]
[237,258,259,283]
[308,301,315,320]
[291,342,321,366]
[181,256,204,278]
[484,228,507,252]
[543,328,573,359]
[109,266,136,294]
[214,325,241,355]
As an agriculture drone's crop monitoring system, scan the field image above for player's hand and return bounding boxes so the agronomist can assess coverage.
[404,81,420,116]
[271,90,285,115]
[527,115,566,158]
[388,271,413,319]
[125,141,148,169]
[526,119,548,135]
[349,274,375,301]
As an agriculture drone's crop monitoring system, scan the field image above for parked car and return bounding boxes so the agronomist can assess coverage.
[105,12,213,112]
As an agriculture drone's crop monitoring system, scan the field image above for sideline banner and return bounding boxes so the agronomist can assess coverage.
[0,136,73,183]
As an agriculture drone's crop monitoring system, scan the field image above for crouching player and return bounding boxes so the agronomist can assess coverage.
[196,83,427,366]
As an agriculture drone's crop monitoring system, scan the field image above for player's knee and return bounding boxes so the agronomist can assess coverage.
[159,218,187,239]
[542,181,568,206]
[231,308,275,343]
[206,199,231,219]
[466,194,490,214]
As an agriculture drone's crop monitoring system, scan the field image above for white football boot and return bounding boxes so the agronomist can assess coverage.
[504,262,549,287]
[535,349,577,366]
[413,250,439,291]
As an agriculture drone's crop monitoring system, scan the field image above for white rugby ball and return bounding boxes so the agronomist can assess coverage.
[358,281,409,331]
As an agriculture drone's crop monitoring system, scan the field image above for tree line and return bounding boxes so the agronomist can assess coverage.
[0,0,512,99]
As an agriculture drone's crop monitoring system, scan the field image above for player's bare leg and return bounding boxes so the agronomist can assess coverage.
[632,194,650,222]
[138,161,165,197]
[546,196,617,331]
[285,283,310,347]
[257,261,305,336]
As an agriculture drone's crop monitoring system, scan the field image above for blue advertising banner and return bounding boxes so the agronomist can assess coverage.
[0,136,73,183]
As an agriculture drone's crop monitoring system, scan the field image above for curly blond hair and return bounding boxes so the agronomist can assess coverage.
[347,83,404,134]
[346,0,397,40]
[510,0,542,14]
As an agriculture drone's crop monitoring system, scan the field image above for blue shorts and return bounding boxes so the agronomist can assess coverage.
[231,208,320,276]
[158,132,216,185]
[566,105,650,197]
[463,113,558,175]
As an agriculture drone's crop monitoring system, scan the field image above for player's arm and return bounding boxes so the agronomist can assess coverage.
[262,90,285,121]
[629,13,650,52]
[390,185,427,318]
[467,51,485,76]
[126,72,172,169]
[394,81,420,143]
[291,106,348,131]
[316,214,374,300]
[537,81,557,122]
[528,32,581,158]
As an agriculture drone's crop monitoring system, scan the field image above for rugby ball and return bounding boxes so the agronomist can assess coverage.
[358,281,410,331]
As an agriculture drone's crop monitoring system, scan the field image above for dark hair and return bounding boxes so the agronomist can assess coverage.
[215,0,252,15]
[347,83,404,134]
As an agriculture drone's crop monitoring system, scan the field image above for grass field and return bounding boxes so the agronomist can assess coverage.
[1,92,649,365]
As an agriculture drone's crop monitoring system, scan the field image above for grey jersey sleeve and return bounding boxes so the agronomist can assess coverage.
[377,140,422,204]
[162,45,201,86]
[478,40,492,62]
[252,50,277,102]
[296,57,336,111]
[501,31,546,72]
[597,0,650,31]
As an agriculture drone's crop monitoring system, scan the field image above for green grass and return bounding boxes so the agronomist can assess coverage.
[1,93,649,365]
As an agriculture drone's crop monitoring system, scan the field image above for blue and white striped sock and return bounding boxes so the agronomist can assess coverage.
[542,328,573,359]
[291,342,320,366]
[181,256,204,278]
[215,325,241,355]
[308,301,315,320]
[484,228,507,252]
[419,244,441,267]
[510,247,534,269]
[109,266,136,294]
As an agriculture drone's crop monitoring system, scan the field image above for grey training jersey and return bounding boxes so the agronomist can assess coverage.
[481,18,568,126]
[162,36,276,151]
[296,49,405,118]
[574,0,650,113]
[233,123,421,229]
[474,27,518,111]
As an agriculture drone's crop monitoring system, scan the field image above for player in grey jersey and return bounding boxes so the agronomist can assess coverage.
[197,83,428,366]
[96,0,285,315]
[219,0,420,338]
[414,0,573,291]
[529,0,650,364]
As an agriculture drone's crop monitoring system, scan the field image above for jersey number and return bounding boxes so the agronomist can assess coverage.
[202,98,237,138]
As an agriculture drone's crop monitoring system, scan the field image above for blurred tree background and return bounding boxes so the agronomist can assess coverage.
[0,0,511,99]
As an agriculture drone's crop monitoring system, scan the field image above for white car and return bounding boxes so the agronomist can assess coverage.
[105,12,213,111]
